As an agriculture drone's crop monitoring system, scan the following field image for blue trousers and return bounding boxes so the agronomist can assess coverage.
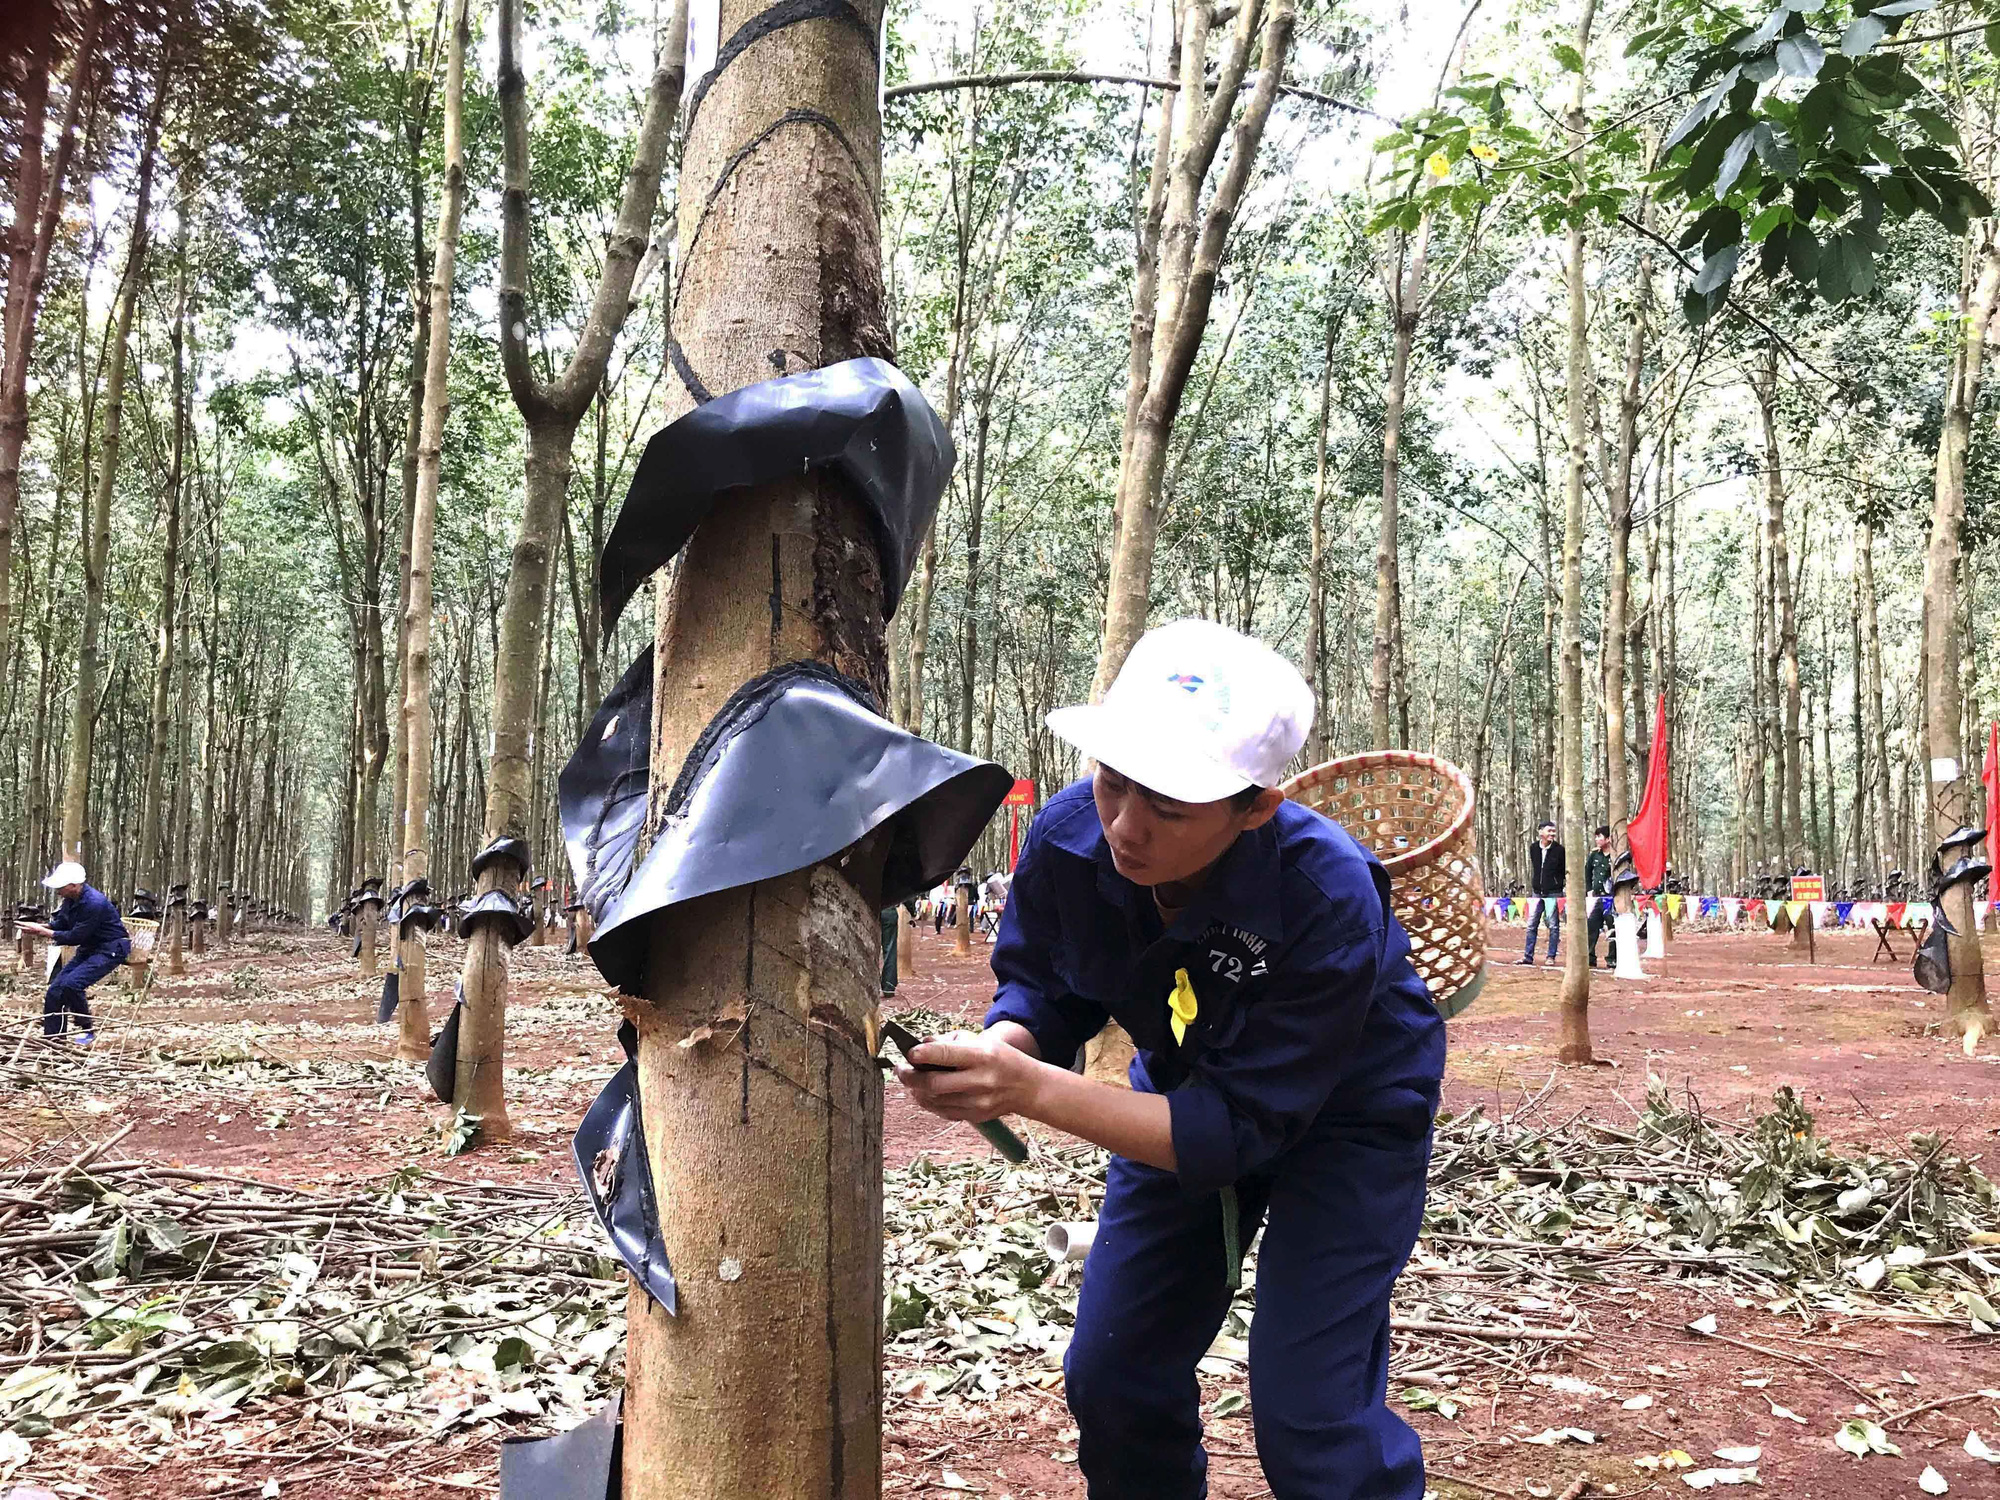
[1064,1121,1432,1499]
[1522,898,1559,959]
[43,945,125,1036]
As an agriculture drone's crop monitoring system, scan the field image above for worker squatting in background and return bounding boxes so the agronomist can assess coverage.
[17,861,131,1046]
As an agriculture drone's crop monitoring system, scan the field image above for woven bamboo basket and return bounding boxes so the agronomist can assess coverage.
[1282,751,1486,1018]
[126,917,160,960]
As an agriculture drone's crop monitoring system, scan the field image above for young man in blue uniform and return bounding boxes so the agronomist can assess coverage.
[894,619,1446,1500]
[18,861,130,1045]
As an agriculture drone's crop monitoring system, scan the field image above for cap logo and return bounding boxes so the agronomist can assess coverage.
[1167,672,1204,693]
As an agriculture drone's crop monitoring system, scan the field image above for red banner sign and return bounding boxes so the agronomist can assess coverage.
[1003,779,1036,808]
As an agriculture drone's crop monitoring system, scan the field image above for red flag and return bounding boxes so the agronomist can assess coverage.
[1983,722,1999,869]
[1627,693,1670,888]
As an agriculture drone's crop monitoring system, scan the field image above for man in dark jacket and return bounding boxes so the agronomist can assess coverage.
[18,862,129,1044]
[1519,822,1565,964]
[1584,826,1614,967]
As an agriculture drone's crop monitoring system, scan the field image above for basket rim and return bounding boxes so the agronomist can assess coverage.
[1280,750,1477,877]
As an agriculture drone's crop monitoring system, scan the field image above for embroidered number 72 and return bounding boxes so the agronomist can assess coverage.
[1209,950,1243,983]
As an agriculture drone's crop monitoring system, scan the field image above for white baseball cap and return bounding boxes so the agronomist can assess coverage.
[1047,619,1314,804]
[42,861,86,889]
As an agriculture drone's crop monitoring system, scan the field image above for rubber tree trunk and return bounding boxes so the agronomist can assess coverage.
[1302,277,1344,765]
[454,0,685,1142]
[1754,345,1804,867]
[621,0,907,1489]
[1602,203,1649,835]
[1859,519,1891,881]
[896,904,916,981]
[1556,0,1598,1066]
[139,175,193,898]
[397,0,469,1065]
[64,74,166,862]
[1924,231,2000,1049]
[1372,214,1429,750]
[0,2,99,698]
[1091,0,1294,697]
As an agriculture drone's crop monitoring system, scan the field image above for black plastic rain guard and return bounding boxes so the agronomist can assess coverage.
[1914,907,1956,994]
[498,1391,621,1500]
[573,1030,676,1314]
[456,889,534,946]
[597,357,953,639]
[557,646,652,926]
[573,659,1013,995]
[426,989,463,1103]
[471,835,531,883]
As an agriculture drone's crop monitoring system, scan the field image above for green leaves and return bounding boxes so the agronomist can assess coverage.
[1638,0,1986,318]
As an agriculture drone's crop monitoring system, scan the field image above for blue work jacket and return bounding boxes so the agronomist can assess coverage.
[984,778,1445,1196]
[50,884,130,960]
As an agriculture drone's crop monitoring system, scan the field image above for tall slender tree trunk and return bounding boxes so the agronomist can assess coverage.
[1091,0,1294,696]
[397,0,470,1065]
[139,162,194,893]
[454,0,685,1140]
[623,0,896,1488]
[1556,0,1598,1065]
[1858,517,1890,883]
[1372,216,1430,749]
[64,70,167,862]
[0,2,101,691]
[1753,345,1804,866]
[1302,278,1345,765]
[1923,230,1999,1047]
[1602,196,1650,834]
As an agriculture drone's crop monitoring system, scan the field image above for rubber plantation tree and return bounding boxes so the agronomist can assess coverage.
[393,0,470,1066]
[1092,0,1297,695]
[1630,0,1999,1046]
[450,0,685,1142]
[0,0,102,717]
[620,0,913,1484]
[63,47,171,864]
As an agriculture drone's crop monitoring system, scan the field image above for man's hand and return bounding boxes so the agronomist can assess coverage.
[894,1028,1046,1123]
[17,922,51,938]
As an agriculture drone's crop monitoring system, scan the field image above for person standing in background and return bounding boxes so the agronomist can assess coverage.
[1584,826,1613,968]
[1519,821,1564,965]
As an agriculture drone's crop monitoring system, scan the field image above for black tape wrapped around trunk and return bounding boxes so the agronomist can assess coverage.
[377,971,398,1024]
[597,357,952,638]
[568,659,1013,995]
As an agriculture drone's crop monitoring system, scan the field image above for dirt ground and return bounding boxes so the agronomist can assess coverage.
[3,916,1998,1500]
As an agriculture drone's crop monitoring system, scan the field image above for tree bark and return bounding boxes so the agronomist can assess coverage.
[625,0,892,1491]
[1602,198,1650,834]
[138,168,193,894]
[0,0,101,695]
[63,66,167,863]
[1753,344,1804,868]
[454,0,686,1141]
[1858,517,1890,884]
[396,0,469,1065]
[1092,0,1294,698]
[1922,228,1999,1048]
[1372,212,1430,749]
[1556,0,1598,1066]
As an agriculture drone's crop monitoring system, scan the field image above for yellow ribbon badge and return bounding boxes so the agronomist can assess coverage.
[1169,967,1199,1045]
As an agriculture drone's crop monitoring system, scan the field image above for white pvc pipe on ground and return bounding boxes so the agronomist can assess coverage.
[1045,1221,1096,1263]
